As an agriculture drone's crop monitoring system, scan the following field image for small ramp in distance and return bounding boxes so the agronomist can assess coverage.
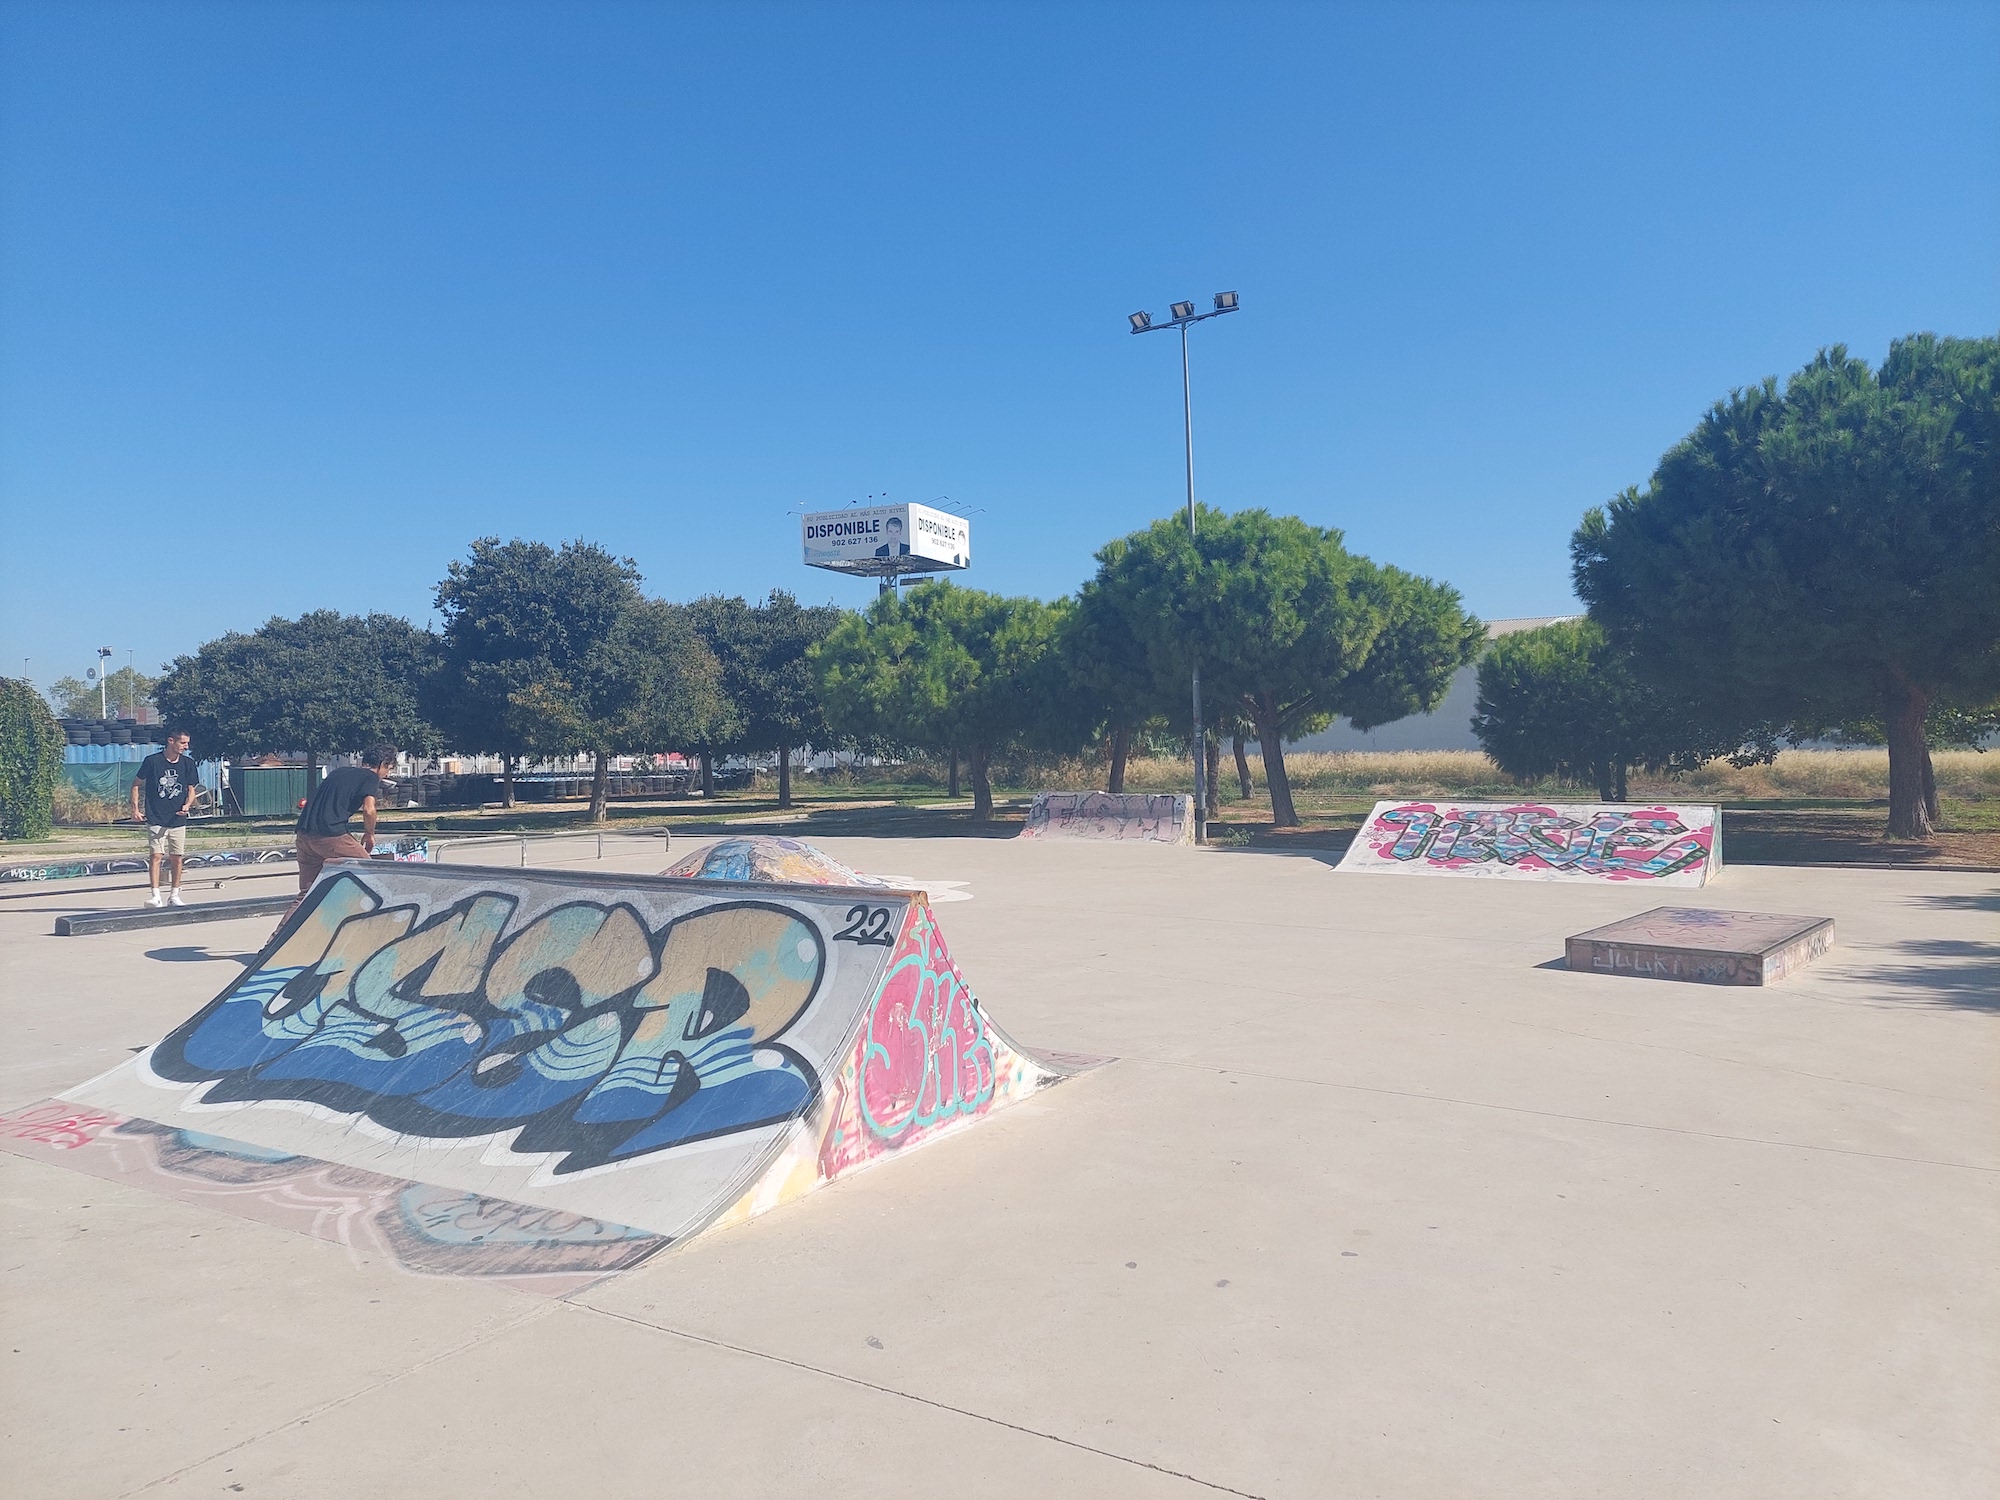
[1335,800,1722,886]
[1020,791,1195,845]
[8,848,1087,1292]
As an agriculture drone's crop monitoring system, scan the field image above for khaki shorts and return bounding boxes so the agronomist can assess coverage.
[147,824,187,857]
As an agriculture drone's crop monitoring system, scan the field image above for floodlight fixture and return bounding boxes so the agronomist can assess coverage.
[1123,286,1243,843]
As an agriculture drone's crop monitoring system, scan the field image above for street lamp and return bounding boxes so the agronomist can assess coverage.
[1128,290,1240,842]
[93,646,114,717]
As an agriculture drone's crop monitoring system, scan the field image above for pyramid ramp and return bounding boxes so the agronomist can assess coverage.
[1335,800,1721,886]
[9,857,1082,1291]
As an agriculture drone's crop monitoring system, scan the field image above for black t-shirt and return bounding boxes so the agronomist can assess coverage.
[136,752,198,827]
[297,766,383,839]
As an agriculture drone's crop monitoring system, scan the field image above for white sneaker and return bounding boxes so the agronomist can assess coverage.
[145,889,166,908]
[168,888,186,907]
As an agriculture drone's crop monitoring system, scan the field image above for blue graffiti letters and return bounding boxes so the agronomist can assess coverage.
[149,874,825,1174]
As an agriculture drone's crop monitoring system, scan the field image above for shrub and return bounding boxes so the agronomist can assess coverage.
[0,677,67,840]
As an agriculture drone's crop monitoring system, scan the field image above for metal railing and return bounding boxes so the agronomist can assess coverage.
[429,829,675,868]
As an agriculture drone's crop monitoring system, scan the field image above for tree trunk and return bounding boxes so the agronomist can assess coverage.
[1233,734,1252,799]
[948,747,960,798]
[1884,683,1934,839]
[969,746,993,822]
[1107,726,1130,794]
[777,742,792,809]
[1250,695,1299,827]
[1614,760,1628,803]
[1204,734,1221,820]
[1922,750,1939,825]
[589,749,610,823]
[502,753,517,809]
[699,751,715,798]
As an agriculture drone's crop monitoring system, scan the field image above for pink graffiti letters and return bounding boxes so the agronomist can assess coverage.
[0,1101,119,1149]
[1373,803,1710,879]
[856,903,996,1147]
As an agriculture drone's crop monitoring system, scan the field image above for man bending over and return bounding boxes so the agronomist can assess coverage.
[291,743,397,908]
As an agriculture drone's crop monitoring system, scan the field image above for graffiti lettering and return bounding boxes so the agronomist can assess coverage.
[1021,792,1193,844]
[1372,804,1711,879]
[148,872,827,1174]
[0,1101,119,1149]
[858,904,996,1145]
[0,1105,664,1290]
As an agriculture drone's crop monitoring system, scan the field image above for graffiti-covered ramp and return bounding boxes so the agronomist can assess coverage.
[1021,791,1196,844]
[1335,800,1722,886]
[33,858,1082,1281]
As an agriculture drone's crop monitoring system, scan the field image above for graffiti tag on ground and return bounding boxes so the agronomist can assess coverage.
[0,1099,663,1293]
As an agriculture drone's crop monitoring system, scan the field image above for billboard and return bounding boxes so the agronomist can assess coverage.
[802,502,971,579]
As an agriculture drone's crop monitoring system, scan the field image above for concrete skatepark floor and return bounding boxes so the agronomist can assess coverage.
[2,839,1995,1498]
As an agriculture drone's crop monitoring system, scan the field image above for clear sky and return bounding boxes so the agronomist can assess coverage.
[3,1,1995,692]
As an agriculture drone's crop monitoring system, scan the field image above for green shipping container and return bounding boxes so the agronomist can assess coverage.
[237,767,318,817]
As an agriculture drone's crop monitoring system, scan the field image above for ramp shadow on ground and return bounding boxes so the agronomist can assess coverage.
[143,946,256,964]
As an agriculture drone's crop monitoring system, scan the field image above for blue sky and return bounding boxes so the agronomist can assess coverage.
[3,1,1996,692]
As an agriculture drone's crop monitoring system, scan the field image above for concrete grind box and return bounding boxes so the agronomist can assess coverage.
[1566,907,1834,986]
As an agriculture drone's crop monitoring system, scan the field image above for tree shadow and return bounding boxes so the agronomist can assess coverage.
[1906,889,2000,913]
[1848,938,2000,1013]
[144,946,256,964]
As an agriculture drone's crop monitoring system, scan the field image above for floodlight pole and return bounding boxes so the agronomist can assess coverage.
[1131,294,1238,843]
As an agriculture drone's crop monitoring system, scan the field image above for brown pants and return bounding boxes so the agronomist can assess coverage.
[296,833,367,893]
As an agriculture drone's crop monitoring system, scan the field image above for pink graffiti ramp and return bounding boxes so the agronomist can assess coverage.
[48,860,1086,1270]
[1335,800,1722,887]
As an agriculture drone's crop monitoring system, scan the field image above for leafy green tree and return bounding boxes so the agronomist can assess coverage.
[1573,334,2000,838]
[690,590,842,808]
[813,582,1073,821]
[1091,507,1482,826]
[514,596,729,821]
[1472,619,1739,800]
[431,538,649,806]
[155,612,438,785]
[1060,576,1181,793]
[47,666,159,721]
[0,678,66,840]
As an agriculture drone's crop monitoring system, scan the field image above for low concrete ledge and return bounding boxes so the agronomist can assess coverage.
[55,895,294,936]
[1565,906,1834,986]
